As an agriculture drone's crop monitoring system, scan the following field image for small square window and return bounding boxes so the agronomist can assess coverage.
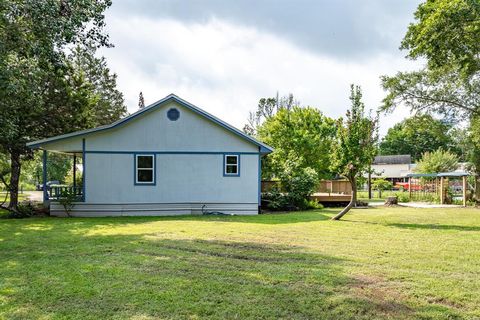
[224,155,239,176]
[135,154,155,185]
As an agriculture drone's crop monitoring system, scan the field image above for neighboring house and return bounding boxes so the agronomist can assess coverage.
[27,94,273,217]
[371,155,414,183]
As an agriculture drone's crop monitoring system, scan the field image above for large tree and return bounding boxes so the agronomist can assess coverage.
[0,0,127,210]
[381,0,480,200]
[379,114,457,161]
[331,85,378,221]
[257,106,336,181]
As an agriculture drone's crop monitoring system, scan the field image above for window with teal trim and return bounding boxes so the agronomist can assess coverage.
[135,155,155,184]
[224,154,239,176]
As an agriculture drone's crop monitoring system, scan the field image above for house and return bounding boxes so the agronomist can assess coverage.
[27,94,273,217]
[371,155,414,183]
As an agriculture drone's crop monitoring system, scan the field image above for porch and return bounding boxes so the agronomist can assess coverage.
[41,148,85,203]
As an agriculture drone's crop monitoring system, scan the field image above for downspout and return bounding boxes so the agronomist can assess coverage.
[42,149,48,203]
[258,146,262,214]
[82,139,86,202]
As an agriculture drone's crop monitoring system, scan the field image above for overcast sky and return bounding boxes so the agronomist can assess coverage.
[99,0,422,135]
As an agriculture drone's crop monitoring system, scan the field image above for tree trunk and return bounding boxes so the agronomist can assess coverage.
[475,174,480,205]
[332,177,357,220]
[7,152,21,210]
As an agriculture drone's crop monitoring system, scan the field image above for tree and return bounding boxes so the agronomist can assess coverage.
[416,149,459,174]
[243,93,298,136]
[331,85,378,220]
[138,92,145,109]
[380,0,480,200]
[0,0,126,210]
[379,114,457,161]
[257,106,336,181]
[372,179,393,198]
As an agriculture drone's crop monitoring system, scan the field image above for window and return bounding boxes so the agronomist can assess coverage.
[135,154,155,185]
[224,154,239,176]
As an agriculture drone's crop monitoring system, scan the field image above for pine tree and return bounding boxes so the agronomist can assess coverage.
[138,92,145,109]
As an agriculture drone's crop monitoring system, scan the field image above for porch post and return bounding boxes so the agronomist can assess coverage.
[408,176,412,200]
[42,150,48,202]
[440,177,444,205]
[82,139,86,201]
[258,154,261,214]
[73,154,76,194]
[463,175,467,207]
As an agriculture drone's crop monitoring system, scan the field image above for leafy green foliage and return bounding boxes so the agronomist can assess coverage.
[280,163,318,210]
[372,178,393,198]
[381,0,480,118]
[262,188,288,211]
[258,107,336,180]
[401,0,480,80]
[381,0,480,200]
[372,179,393,192]
[5,202,35,219]
[331,85,378,220]
[415,149,459,173]
[58,189,77,217]
[0,0,126,209]
[379,114,457,161]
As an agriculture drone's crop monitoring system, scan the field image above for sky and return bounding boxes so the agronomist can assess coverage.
[99,0,422,135]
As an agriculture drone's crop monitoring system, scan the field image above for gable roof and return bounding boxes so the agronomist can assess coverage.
[27,94,273,153]
[373,155,411,165]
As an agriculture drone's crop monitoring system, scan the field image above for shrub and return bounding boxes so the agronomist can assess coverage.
[396,192,410,203]
[372,179,393,197]
[303,199,324,210]
[262,188,289,211]
[279,163,318,210]
[6,202,35,218]
[58,189,77,217]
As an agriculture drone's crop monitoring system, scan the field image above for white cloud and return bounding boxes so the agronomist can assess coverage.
[99,15,418,135]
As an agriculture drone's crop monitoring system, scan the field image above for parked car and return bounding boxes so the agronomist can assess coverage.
[36,180,60,191]
[394,182,423,191]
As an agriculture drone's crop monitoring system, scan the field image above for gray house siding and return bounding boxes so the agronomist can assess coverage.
[45,98,264,217]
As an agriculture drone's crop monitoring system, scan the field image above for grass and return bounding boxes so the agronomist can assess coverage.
[1,207,480,319]
[0,192,28,203]
[358,190,439,203]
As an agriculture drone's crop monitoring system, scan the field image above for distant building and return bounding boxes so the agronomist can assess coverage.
[371,155,414,183]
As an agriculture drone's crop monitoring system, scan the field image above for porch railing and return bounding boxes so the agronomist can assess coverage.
[47,186,83,201]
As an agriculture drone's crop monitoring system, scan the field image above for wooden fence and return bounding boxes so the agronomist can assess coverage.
[262,180,352,195]
[317,180,352,195]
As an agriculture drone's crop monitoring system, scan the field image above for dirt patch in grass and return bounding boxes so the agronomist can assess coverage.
[426,296,463,309]
[350,274,413,317]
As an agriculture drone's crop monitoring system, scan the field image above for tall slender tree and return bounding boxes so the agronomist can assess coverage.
[138,92,145,109]
[331,85,378,221]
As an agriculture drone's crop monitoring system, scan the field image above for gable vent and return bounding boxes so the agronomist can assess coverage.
[167,108,180,121]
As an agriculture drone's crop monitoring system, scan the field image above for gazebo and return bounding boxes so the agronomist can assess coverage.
[406,172,470,206]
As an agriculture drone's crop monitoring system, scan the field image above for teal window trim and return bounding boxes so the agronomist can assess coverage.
[134,153,156,186]
[223,154,240,177]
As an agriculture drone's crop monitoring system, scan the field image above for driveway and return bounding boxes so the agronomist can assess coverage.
[25,191,43,202]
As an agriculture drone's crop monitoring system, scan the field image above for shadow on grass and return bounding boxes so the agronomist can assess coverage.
[0,209,335,227]
[386,223,480,232]
[344,218,480,232]
[0,219,423,320]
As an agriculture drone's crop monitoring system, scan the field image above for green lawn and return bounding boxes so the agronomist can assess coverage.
[0,192,29,203]
[1,207,480,319]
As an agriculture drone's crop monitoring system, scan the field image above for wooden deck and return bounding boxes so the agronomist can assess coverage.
[310,193,351,202]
